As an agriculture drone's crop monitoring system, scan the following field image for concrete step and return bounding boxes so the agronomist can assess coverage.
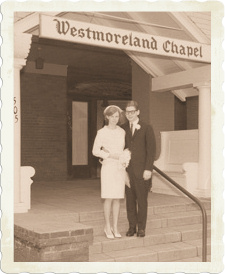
[87,199,211,262]
[184,238,211,256]
[83,214,165,236]
[158,209,211,228]
[89,246,158,262]
[89,240,211,262]
[79,199,211,222]
[83,210,211,236]
[90,228,181,255]
[175,255,211,262]
[171,223,211,241]
[89,224,211,255]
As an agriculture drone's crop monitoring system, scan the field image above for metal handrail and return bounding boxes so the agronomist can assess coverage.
[153,165,207,262]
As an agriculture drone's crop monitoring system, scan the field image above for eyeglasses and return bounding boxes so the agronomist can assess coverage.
[125,110,137,115]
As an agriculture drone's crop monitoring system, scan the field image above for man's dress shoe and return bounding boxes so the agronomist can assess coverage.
[137,230,145,237]
[126,228,136,237]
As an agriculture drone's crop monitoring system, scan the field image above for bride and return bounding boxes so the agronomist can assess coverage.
[92,105,130,239]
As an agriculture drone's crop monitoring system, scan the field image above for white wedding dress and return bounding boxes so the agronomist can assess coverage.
[92,125,126,199]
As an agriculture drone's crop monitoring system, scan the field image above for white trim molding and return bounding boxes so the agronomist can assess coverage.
[14,33,32,59]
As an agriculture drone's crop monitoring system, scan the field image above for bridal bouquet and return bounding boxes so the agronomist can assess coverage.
[119,148,131,169]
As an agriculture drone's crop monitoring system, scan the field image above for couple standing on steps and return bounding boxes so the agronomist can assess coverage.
[92,100,156,239]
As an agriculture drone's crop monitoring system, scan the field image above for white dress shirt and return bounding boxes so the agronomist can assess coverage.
[130,118,139,135]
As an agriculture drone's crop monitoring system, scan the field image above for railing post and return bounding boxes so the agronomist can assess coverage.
[201,206,208,262]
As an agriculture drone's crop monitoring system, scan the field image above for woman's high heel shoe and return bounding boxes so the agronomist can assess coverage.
[104,228,114,239]
[111,228,122,238]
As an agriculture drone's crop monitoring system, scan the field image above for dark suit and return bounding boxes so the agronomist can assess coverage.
[122,121,156,231]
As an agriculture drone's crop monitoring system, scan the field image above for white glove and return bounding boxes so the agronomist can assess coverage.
[143,170,152,180]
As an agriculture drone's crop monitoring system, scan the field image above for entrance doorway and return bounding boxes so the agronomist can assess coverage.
[65,45,132,179]
[67,97,98,179]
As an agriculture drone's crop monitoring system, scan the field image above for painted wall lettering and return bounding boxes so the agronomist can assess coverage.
[40,15,211,63]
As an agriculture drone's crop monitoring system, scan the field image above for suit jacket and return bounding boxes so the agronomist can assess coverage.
[122,121,156,179]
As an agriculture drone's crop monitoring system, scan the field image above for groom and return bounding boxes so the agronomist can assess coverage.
[122,100,156,237]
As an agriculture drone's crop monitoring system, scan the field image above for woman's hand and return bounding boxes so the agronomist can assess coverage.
[101,147,109,153]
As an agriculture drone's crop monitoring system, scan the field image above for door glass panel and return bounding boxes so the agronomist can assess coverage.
[72,101,88,165]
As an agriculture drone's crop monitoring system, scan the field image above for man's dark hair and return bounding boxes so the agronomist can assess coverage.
[125,100,139,110]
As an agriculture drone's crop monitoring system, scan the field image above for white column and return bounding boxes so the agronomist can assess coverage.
[14,59,25,206]
[14,33,33,213]
[194,82,211,197]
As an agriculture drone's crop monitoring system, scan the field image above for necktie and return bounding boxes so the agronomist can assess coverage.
[130,123,133,135]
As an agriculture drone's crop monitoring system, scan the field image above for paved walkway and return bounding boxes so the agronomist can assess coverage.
[14,179,205,232]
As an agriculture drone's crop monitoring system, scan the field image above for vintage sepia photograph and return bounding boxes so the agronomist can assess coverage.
[1,1,224,273]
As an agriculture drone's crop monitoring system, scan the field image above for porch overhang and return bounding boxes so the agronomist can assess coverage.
[151,65,211,92]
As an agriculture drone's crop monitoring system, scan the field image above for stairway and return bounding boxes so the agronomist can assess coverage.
[80,197,211,262]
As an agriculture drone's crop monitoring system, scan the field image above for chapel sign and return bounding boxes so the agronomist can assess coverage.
[40,15,211,63]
